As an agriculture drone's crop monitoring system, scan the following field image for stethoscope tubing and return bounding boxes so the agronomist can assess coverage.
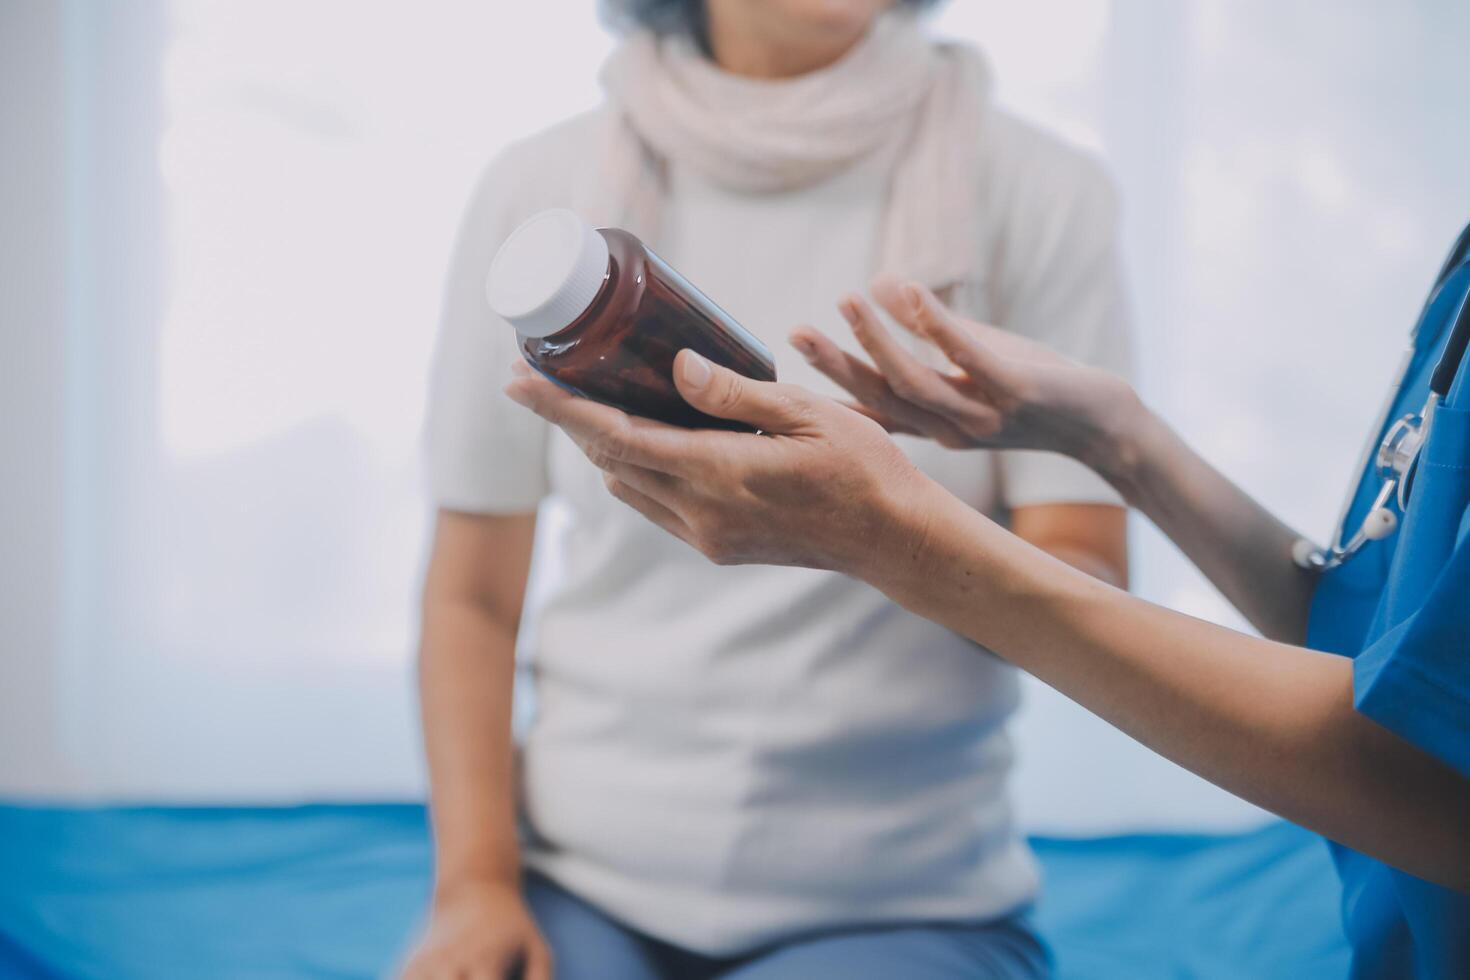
[1301,222,1470,572]
[1430,279,1470,400]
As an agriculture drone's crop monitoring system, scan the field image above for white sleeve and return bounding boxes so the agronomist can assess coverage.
[988,130,1134,510]
[424,153,551,513]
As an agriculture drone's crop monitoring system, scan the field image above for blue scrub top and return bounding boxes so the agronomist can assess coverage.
[1307,261,1470,979]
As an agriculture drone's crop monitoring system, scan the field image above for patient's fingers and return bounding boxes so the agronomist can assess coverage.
[598,456,682,506]
[789,327,920,434]
[602,470,695,548]
[836,399,909,434]
[789,326,881,393]
[885,283,1025,418]
[878,277,1059,374]
[505,367,701,478]
[789,326,971,444]
[837,295,993,428]
[837,293,934,398]
[871,278,996,377]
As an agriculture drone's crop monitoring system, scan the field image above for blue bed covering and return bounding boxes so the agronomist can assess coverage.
[0,804,1348,979]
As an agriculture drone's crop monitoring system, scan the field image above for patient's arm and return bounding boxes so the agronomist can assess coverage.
[406,510,549,980]
[794,279,1315,642]
[1012,503,1128,589]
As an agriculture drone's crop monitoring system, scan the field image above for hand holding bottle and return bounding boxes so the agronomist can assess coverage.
[505,354,933,577]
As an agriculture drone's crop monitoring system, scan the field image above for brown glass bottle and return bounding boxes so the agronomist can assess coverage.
[487,209,776,431]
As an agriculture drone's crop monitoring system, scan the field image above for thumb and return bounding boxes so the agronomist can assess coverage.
[674,349,814,432]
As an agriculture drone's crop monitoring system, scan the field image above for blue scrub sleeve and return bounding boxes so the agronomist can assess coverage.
[1353,404,1470,780]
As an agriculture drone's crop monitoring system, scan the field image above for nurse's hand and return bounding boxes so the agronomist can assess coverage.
[505,357,936,574]
[790,277,1141,470]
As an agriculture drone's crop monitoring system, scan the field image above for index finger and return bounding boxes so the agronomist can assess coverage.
[838,293,986,422]
[505,367,712,477]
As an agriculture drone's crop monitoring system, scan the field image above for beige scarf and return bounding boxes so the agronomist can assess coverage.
[592,13,991,306]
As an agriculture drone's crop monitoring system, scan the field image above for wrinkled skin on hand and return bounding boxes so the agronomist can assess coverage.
[505,352,932,574]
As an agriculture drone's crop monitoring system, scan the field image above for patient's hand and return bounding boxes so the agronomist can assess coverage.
[506,353,932,576]
[790,276,1140,470]
[400,878,551,980]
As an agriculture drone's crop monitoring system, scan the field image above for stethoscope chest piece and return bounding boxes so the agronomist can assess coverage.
[1376,411,1427,507]
[1295,401,1433,572]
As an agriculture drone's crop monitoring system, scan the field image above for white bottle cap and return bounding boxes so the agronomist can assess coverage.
[486,208,611,338]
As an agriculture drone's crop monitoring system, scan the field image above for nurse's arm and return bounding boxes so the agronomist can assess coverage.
[793,281,1316,643]
[878,480,1470,894]
[506,359,1470,893]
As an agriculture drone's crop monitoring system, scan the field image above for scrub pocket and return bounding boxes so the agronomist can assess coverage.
[1377,402,1470,625]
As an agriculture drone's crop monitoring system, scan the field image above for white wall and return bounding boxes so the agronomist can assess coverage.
[0,0,74,796]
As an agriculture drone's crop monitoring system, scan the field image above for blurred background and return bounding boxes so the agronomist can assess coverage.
[3,0,1469,839]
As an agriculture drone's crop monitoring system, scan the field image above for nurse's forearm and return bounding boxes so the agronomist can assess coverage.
[1091,398,1317,643]
[868,483,1470,892]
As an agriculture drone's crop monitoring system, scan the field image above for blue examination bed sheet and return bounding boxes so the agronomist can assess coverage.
[0,805,1348,979]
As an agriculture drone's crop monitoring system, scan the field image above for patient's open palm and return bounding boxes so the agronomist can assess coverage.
[791,276,1134,463]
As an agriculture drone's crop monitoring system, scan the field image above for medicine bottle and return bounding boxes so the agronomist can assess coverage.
[487,209,776,430]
